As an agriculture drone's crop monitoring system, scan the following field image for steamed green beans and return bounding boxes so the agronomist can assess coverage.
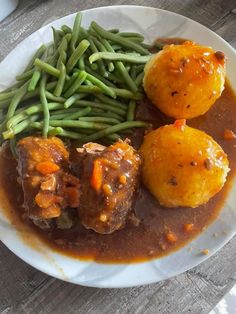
[0,11,155,145]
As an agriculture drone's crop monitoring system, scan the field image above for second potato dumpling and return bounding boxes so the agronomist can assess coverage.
[140,121,230,208]
[143,41,226,119]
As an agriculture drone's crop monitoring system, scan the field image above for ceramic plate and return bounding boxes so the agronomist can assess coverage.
[0,5,236,288]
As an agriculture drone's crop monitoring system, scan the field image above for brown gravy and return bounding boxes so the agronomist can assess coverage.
[0,81,236,263]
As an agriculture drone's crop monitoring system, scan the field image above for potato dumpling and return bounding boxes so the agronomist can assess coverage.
[143,41,226,119]
[140,121,229,208]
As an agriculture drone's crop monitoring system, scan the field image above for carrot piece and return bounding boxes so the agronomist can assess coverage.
[119,175,127,185]
[36,161,60,175]
[184,223,194,232]
[90,159,103,192]
[166,232,177,243]
[223,129,236,140]
[174,119,186,131]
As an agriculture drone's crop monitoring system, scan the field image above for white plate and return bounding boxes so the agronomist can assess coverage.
[0,5,236,288]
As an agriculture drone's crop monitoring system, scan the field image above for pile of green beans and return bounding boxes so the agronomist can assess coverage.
[0,12,161,149]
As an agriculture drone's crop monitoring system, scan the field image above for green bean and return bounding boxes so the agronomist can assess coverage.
[91,22,149,55]
[50,108,78,120]
[0,89,17,102]
[119,32,145,40]
[84,65,116,88]
[24,44,46,72]
[95,94,127,110]
[101,39,138,92]
[108,28,119,33]
[46,50,59,68]
[80,121,148,142]
[89,52,150,64]
[54,63,66,96]
[48,127,64,136]
[78,27,89,41]
[124,37,144,43]
[63,72,77,92]
[49,113,71,120]
[130,66,137,80]
[111,87,143,100]
[16,69,35,81]
[107,72,123,84]
[61,25,72,34]
[78,53,85,70]
[28,69,41,91]
[66,39,90,73]
[26,102,63,115]
[52,27,63,48]
[127,100,136,121]
[57,36,68,68]
[75,100,126,116]
[6,81,29,120]
[91,36,115,72]
[90,63,98,71]
[79,116,121,124]
[88,111,124,121]
[87,37,107,77]
[70,12,82,52]
[46,43,55,58]
[45,91,65,103]
[57,129,84,139]
[64,71,87,98]
[64,93,86,108]
[135,64,145,74]
[111,44,122,50]
[3,115,38,139]
[134,71,144,87]
[77,85,101,94]
[30,122,65,136]
[66,106,92,119]
[49,119,110,130]
[86,72,116,98]
[34,58,60,78]
[7,101,52,129]
[39,75,50,137]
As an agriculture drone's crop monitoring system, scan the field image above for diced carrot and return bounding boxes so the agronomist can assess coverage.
[90,159,103,192]
[184,223,194,232]
[223,129,236,140]
[36,161,60,175]
[166,232,177,243]
[119,175,127,185]
[174,119,186,131]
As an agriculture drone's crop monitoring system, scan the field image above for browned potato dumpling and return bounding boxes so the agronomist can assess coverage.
[140,121,229,208]
[143,41,226,119]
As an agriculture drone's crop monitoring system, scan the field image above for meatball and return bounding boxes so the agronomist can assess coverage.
[140,121,230,208]
[143,41,226,119]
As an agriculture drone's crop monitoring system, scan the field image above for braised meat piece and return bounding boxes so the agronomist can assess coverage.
[17,137,80,227]
[73,140,141,234]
